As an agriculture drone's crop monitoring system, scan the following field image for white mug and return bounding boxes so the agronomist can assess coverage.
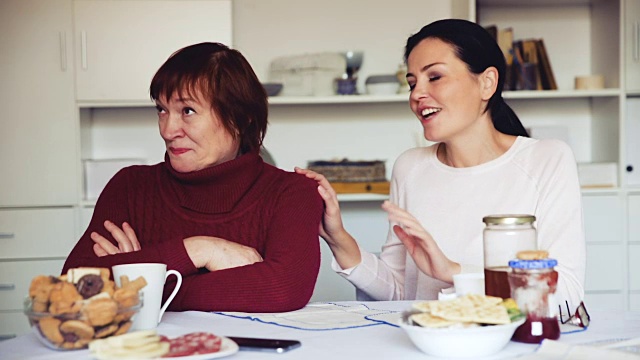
[453,273,485,296]
[112,263,182,330]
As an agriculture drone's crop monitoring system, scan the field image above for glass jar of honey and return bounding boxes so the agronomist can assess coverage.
[508,257,560,343]
[482,214,537,299]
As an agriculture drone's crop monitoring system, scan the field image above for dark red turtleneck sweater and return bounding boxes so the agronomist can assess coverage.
[62,152,323,312]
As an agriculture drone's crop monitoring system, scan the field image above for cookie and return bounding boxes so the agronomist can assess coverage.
[516,250,549,260]
[60,320,95,340]
[29,275,53,299]
[76,274,104,299]
[39,317,64,345]
[49,282,83,304]
[114,321,132,336]
[124,276,147,293]
[113,288,139,308]
[49,300,83,315]
[32,300,48,313]
[101,280,115,297]
[94,323,119,339]
[83,298,118,327]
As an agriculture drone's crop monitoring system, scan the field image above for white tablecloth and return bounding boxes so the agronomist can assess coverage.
[1,301,639,359]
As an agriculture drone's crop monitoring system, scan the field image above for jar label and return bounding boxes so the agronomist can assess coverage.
[531,321,543,336]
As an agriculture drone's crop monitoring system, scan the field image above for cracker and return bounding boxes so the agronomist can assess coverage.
[429,294,510,325]
[411,300,438,314]
[410,312,459,328]
[473,304,510,325]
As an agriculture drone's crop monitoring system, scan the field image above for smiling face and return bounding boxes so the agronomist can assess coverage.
[406,38,494,143]
[156,90,240,173]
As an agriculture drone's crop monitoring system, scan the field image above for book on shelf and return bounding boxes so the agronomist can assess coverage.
[485,25,515,90]
[535,38,557,90]
[485,25,557,91]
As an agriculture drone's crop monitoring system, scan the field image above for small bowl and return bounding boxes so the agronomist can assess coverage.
[24,294,142,350]
[365,75,399,95]
[399,311,525,358]
[262,82,283,97]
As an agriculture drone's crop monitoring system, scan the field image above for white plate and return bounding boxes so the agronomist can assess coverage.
[157,336,239,360]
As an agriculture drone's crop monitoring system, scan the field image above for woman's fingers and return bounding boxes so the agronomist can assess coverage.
[90,231,120,255]
[122,222,141,251]
[93,243,109,257]
[103,220,136,253]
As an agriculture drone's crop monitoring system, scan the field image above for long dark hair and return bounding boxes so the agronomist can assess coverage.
[150,42,268,154]
[404,19,528,137]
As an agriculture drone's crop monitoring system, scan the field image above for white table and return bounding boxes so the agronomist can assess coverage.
[1,301,639,359]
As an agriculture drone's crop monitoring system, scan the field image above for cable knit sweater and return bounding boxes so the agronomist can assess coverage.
[63,151,323,312]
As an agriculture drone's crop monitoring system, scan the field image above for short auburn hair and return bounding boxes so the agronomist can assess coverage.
[150,42,268,153]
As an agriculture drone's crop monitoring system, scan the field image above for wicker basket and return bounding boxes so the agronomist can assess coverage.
[307,159,386,182]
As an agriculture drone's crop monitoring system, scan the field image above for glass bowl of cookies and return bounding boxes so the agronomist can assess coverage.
[398,294,525,358]
[23,267,146,350]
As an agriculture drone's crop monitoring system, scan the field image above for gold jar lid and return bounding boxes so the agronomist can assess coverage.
[482,214,536,225]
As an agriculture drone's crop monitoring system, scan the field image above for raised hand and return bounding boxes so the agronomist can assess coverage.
[382,201,460,283]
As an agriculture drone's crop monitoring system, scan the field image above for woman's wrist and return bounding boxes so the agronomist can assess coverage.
[327,230,361,269]
[183,237,206,269]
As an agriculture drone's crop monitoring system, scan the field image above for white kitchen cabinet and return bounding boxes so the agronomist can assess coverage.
[74,0,232,104]
[626,98,640,186]
[630,195,640,311]
[625,0,640,93]
[0,0,78,207]
[0,259,67,339]
[582,194,625,308]
[0,313,30,342]
[0,208,77,260]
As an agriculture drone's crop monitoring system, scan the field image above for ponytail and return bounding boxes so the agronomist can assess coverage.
[489,97,529,137]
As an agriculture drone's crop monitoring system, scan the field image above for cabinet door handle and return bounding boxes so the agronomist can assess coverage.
[81,30,88,70]
[59,31,67,71]
[0,284,15,290]
[0,233,15,239]
[635,22,640,61]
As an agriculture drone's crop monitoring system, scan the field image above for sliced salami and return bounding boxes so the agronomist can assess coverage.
[164,337,198,358]
[162,332,222,358]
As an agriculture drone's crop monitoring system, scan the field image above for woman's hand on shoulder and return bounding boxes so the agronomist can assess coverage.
[382,201,460,283]
[91,221,141,257]
[183,236,263,272]
[294,167,362,268]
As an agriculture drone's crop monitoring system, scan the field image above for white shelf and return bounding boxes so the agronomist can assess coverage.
[503,89,621,99]
[480,0,592,6]
[268,94,408,105]
[581,188,622,195]
[78,100,156,108]
[76,89,621,108]
[337,193,389,202]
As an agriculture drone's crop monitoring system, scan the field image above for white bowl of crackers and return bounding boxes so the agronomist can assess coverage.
[23,267,146,350]
[399,294,525,358]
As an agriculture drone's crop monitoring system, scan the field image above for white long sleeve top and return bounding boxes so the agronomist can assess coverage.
[333,136,586,311]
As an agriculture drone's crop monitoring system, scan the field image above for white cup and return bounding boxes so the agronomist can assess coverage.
[453,273,485,296]
[112,263,182,331]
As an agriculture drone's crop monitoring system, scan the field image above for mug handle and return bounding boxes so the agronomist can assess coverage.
[158,270,182,323]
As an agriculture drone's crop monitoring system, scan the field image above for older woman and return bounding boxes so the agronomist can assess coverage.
[297,19,585,312]
[64,42,323,312]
